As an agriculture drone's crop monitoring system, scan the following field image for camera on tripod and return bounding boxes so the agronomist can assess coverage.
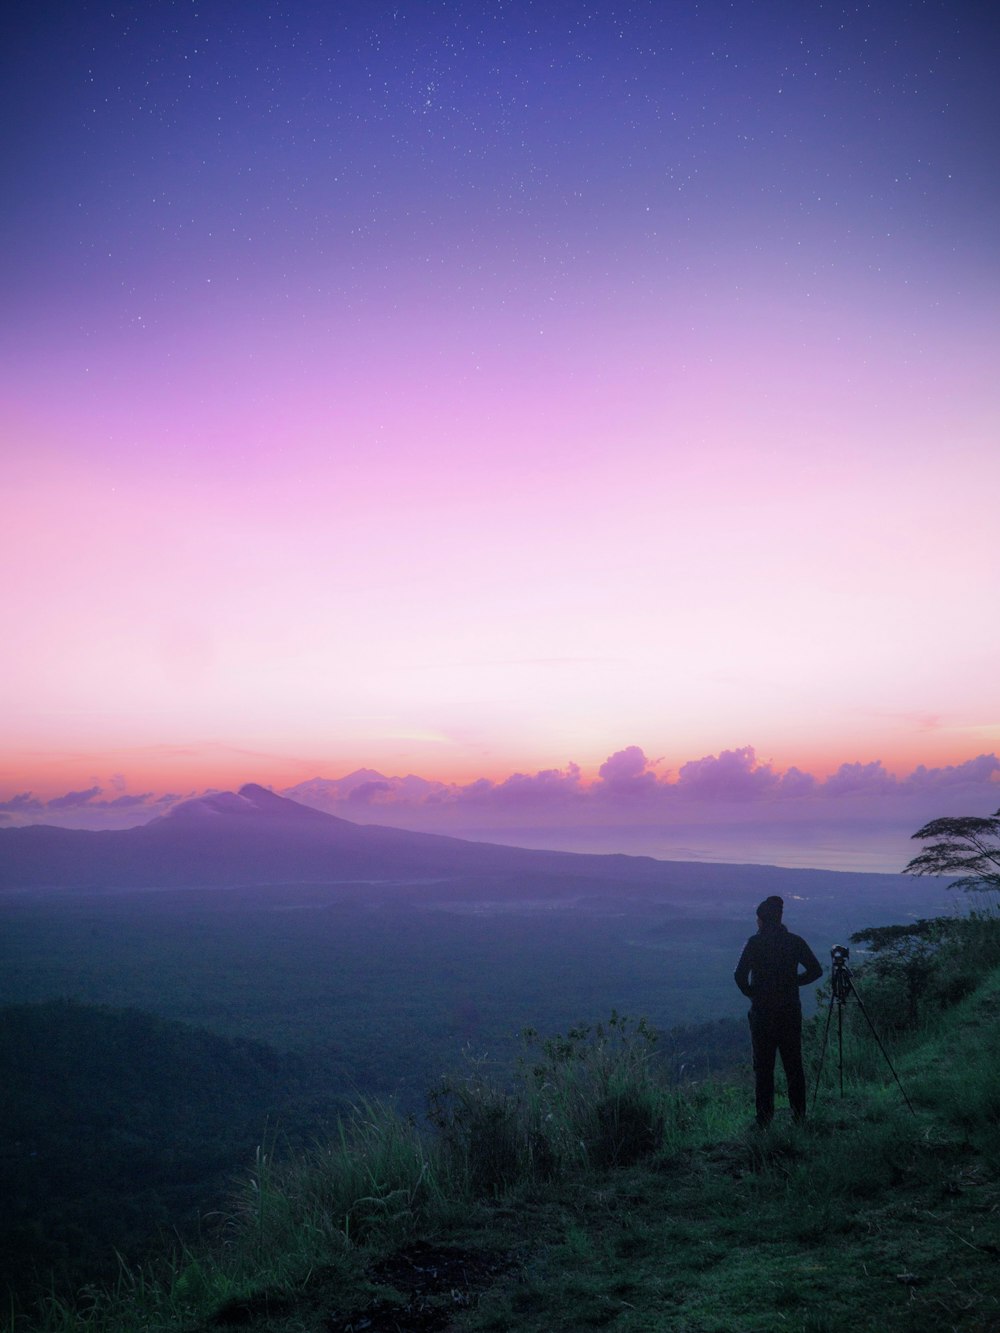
[813,941,913,1114]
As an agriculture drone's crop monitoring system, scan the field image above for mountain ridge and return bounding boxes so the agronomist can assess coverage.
[0,782,926,896]
[0,782,669,890]
[147,782,348,826]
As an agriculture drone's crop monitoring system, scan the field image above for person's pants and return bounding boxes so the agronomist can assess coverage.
[748,1006,806,1126]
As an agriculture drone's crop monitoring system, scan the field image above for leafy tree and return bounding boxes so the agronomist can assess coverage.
[848,919,959,1028]
[904,808,1000,895]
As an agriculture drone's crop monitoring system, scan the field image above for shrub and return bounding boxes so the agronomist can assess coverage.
[427,1063,525,1195]
[427,1014,669,1195]
[521,1014,665,1170]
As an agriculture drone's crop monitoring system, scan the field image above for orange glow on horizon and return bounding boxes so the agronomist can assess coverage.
[3,733,998,805]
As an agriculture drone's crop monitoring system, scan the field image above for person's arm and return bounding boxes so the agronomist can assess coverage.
[734,940,754,998]
[796,937,823,987]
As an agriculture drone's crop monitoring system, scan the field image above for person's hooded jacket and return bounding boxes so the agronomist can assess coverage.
[734,923,823,1014]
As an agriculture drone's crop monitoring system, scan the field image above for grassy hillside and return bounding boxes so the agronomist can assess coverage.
[7,913,1000,1333]
[0,1003,349,1307]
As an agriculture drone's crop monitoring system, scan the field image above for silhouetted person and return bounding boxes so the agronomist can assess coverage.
[734,895,822,1127]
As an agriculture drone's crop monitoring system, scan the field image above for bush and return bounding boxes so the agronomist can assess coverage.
[427,1063,525,1194]
[427,1014,669,1194]
[522,1014,665,1170]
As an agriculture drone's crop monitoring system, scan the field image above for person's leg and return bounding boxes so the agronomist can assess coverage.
[749,1010,778,1126]
[777,1009,806,1120]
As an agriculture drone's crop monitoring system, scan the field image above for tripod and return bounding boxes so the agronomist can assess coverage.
[812,946,914,1115]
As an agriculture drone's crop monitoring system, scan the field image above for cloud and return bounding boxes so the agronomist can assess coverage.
[445,778,493,804]
[0,792,44,813]
[596,747,662,797]
[676,746,780,800]
[902,753,1000,790]
[822,761,897,796]
[488,763,585,806]
[0,786,175,828]
[13,743,999,855]
[779,766,817,796]
[346,780,393,805]
[431,765,586,812]
[46,786,103,810]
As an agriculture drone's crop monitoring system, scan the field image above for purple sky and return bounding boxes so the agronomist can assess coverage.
[2,2,998,867]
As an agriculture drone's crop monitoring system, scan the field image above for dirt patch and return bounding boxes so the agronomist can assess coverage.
[323,1242,512,1333]
[205,1242,513,1331]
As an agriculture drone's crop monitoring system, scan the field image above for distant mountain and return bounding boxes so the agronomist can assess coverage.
[0,782,667,890]
[284,770,391,802]
[0,782,940,912]
[156,782,337,825]
[283,770,447,810]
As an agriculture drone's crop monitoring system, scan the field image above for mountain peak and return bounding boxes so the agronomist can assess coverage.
[234,783,335,821]
[237,782,279,803]
[153,784,338,826]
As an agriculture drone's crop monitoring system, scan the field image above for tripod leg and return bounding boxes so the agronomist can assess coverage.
[837,999,844,1097]
[812,991,836,1109]
[847,978,916,1116]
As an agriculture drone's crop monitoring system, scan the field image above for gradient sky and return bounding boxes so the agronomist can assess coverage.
[2,1,998,809]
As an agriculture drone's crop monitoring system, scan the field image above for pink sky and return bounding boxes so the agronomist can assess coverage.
[4,281,997,803]
[2,3,998,831]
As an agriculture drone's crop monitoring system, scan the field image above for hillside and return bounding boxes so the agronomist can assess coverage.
[7,912,999,1333]
[0,1003,346,1305]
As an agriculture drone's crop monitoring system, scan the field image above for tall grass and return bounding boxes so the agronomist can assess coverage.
[233,1099,450,1252]
[428,1013,683,1190]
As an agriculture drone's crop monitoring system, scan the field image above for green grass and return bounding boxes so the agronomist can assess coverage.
[7,919,1000,1333]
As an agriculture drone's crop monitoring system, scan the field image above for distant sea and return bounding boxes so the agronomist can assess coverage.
[446,822,922,875]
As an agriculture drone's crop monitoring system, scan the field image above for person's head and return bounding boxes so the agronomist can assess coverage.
[756,895,784,930]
